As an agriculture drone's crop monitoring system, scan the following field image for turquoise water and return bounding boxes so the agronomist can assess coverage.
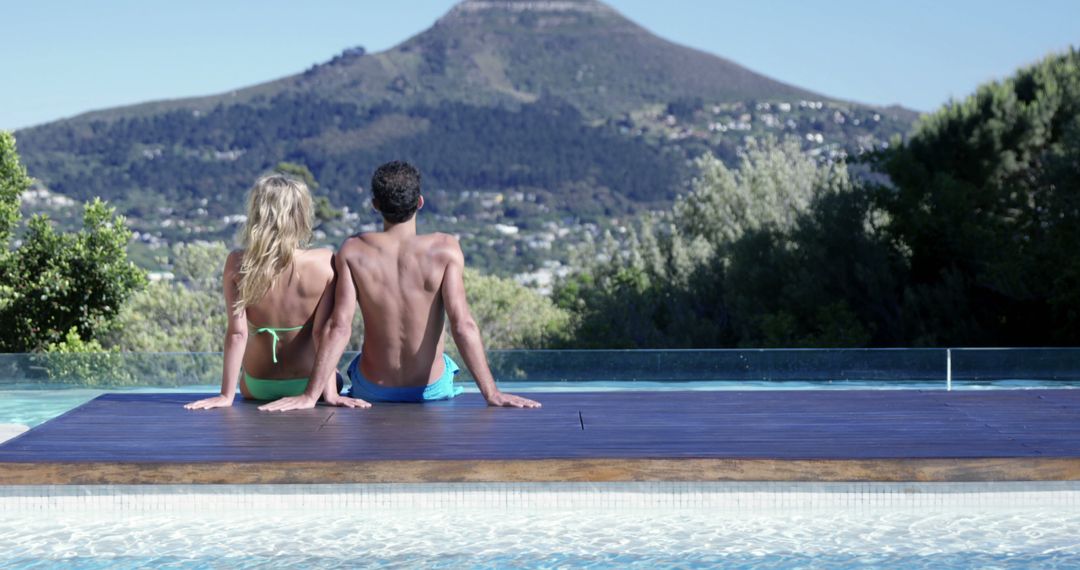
[1,510,1078,568]
[0,387,219,428]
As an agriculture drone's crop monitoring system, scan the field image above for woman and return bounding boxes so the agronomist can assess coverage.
[185,174,355,409]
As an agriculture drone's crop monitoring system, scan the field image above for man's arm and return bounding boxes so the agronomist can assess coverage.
[259,246,370,411]
[441,239,540,408]
[186,252,245,409]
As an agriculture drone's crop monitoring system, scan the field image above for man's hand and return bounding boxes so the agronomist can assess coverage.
[322,393,372,409]
[258,395,318,412]
[184,395,234,410]
[485,391,541,408]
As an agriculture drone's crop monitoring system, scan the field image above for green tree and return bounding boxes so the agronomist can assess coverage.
[0,132,32,320]
[723,188,904,347]
[460,267,569,349]
[1,201,147,351]
[677,137,849,246]
[558,137,854,348]
[42,326,137,386]
[873,47,1080,345]
[0,132,29,247]
[0,132,146,351]
[106,242,228,352]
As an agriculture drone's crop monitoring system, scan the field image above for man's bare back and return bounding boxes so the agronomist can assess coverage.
[344,229,456,387]
[258,160,539,411]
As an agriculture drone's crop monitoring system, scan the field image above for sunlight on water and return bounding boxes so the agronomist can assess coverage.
[1,509,1079,568]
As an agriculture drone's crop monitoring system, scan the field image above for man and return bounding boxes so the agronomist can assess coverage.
[259,161,540,411]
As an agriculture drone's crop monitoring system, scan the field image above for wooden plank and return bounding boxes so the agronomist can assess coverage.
[3,390,1080,483]
[1,458,1079,484]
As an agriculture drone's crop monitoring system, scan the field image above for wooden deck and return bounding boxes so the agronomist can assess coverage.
[3,390,1080,484]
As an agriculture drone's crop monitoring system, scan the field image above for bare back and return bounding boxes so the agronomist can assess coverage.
[234,248,334,379]
[342,232,458,387]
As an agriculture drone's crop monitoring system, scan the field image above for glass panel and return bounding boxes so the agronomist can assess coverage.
[951,348,1080,384]
[479,349,946,383]
[0,352,360,389]
[2,348,1079,390]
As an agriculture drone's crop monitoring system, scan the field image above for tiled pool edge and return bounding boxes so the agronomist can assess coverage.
[3,482,1080,514]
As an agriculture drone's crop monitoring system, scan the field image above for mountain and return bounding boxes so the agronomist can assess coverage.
[13,0,916,253]
[45,0,825,123]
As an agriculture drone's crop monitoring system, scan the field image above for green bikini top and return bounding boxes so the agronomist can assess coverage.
[249,322,306,363]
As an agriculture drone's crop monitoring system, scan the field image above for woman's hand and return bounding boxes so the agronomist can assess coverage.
[257,394,317,412]
[184,395,235,410]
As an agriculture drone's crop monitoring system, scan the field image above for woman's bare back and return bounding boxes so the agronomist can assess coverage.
[236,248,334,379]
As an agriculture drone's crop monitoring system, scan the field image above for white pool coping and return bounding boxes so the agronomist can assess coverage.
[3,482,1080,514]
[0,424,27,445]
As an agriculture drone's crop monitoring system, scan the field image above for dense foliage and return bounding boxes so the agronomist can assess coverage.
[0,132,146,352]
[555,137,862,347]
[872,47,1080,345]
[105,242,228,353]
[461,267,570,350]
[16,96,682,220]
[559,49,1080,348]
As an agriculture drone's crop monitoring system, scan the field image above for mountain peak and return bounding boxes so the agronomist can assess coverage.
[437,0,622,27]
[448,0,614,15]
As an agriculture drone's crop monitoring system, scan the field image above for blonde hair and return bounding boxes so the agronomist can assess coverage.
[234,174,314,315]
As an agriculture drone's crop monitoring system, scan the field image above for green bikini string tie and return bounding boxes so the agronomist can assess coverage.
[254,325,305,363]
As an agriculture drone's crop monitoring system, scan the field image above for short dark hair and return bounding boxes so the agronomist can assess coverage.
[371,161,421,223]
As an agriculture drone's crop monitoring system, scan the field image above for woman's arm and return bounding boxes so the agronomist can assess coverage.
[186,251,247,410]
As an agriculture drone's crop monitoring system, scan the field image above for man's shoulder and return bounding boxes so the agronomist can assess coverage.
[422,232,463,262]
[423,232,461,249]
[337,234,382,272]
[339,233,374,253]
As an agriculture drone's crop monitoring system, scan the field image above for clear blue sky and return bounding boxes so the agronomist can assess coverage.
[3,0,1077,130]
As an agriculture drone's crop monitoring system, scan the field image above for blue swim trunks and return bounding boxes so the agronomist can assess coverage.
[346,353,464,403]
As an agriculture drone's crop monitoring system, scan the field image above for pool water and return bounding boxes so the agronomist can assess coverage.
[1,509,1078,568]
[0,387,222,428]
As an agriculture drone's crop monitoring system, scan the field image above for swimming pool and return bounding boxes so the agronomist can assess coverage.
[2,482,1080,568]
[10,510,1077,568]
[3,348,1080,568]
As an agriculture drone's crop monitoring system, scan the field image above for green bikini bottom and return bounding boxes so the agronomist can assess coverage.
[242,372,344,401]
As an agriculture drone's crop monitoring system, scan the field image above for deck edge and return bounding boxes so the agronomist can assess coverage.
[2,457,1080,484]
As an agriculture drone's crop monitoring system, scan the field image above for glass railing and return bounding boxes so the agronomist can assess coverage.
[950,348,1080,382]
[483,348,948,382]
[1,348,1079,390]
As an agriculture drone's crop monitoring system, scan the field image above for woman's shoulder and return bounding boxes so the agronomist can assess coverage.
[298,247,335,273]
[224,249,245,271]
[300,247,334,261]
